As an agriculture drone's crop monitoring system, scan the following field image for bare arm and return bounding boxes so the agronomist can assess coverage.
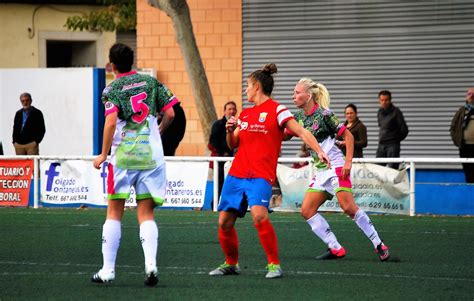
[341,129,354,179]
[285,119,330,166]
[93,112,117,169]
[158,106,176,134]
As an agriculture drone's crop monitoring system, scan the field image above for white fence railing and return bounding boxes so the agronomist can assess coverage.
[1,156,473,216]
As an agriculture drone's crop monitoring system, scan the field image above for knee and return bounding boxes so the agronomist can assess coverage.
[341,203,358,218]
[300,208,314,220]
[218,215,236,230]
[218,220,233,230]
[252,214,267,225]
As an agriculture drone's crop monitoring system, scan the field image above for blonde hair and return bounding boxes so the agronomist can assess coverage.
[297,78,330,109]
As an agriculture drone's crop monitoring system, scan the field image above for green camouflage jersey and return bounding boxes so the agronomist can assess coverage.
[294,104,346,169]
[102,71,177,170]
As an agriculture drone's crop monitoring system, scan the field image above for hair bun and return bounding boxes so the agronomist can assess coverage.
[262,63,277,75]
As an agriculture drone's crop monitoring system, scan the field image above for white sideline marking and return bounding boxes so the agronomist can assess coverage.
[25,223,474,236]
[0,261,472,283]
[2,210,473,224]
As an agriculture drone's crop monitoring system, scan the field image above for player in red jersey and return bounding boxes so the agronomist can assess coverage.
[209,63,330,279]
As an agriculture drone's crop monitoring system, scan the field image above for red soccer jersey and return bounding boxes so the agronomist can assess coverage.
[229,99,294,185]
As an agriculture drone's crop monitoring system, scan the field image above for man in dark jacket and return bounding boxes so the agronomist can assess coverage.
[12,92,46,155]
[376,90,408,169]
[450,88,474,183]
[208,101,237,197]
[160,102,186,156]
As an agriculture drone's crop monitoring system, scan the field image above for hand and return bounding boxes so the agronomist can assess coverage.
[93,154,107,170]
[318,152,331,168]
[226,116,237,133]
[341,160,352,179]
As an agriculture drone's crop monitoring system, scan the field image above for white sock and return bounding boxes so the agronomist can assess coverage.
[353,209,382,248]
[101,219,121,272]
[140,220,159,269]
[307,213,342,250]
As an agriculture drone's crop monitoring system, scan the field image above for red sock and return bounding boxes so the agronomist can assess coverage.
[255,219,280,264]
[218,227,239,265]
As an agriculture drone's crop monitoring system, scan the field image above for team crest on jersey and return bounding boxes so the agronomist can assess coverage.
[259,112,268,122]
[104,101,115,110]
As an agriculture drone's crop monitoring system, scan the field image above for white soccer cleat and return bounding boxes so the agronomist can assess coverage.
[209,262,241,276]
[265,263,283,279]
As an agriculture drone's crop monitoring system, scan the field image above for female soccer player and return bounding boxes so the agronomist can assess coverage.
[209,64,330,279]
[91,43,179,286]
[291,78,390,261]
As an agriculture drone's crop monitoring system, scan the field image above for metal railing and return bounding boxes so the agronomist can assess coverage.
[1,155,474,216]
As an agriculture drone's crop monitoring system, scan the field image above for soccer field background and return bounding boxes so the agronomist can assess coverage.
[0,208,472,300]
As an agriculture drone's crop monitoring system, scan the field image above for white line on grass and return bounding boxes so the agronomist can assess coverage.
[6,220,472,236]
[0,261,473,283]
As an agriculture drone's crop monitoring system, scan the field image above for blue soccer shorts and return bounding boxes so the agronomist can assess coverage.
[218,175,273,217]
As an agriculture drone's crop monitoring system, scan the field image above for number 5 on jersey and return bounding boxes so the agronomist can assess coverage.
[130,92,150,124]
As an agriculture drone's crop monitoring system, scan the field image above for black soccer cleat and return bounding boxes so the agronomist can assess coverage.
[91,269,115,283]
[144,267,159,287]
[376,243,391,262]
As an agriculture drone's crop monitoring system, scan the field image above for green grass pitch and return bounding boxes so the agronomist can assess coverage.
[0,208,472,300]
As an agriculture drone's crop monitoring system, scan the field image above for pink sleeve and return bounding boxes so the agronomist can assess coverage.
[104,101,119,116]
[336,124,347,138]
[161,96,179,113]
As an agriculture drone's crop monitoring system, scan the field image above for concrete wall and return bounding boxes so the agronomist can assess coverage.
[0,68,101,156]
[136,0,243,156]
[0,3,115,68]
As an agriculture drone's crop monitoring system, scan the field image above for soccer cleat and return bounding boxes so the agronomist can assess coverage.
[376,243,391,261]
[91,269,115,283]
[144,266,159,287]
[209,262,241,276]
[316,247,346,260]
[265,263,283,279]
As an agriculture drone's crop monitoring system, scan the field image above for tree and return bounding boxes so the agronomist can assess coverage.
[64,0,136,32]
[66,0,217,142]
[148,0,217,140]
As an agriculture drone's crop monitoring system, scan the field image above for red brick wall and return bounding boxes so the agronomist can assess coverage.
[136,0,242,155]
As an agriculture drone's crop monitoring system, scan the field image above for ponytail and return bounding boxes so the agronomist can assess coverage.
[297,78,330,109]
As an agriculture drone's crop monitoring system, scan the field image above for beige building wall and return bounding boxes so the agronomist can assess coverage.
[0,4,115,68]
[136,0,242,156]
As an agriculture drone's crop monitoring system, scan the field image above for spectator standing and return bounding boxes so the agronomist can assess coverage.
[12,93,46,155]
[450,88,474,183]
[376,90,408,169]
[160,102,186,156]
[337,103,367,158]
[208,101,238,197]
